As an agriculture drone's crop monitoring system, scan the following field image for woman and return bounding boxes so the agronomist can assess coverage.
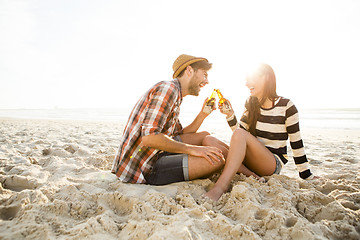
[204,63,315,201]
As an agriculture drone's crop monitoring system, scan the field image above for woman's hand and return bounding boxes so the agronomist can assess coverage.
[218,99,234,118]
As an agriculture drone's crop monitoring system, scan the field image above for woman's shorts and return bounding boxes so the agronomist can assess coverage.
[273,154,283,175]
[144,135,189,185]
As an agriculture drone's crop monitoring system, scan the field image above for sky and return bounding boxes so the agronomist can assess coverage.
[1,0,360,113]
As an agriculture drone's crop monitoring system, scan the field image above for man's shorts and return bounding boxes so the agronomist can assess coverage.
[144,135,189,185]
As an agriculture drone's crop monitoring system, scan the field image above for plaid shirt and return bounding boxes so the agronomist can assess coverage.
[111,79,183,183]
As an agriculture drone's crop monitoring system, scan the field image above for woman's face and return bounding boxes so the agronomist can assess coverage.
[245,72,266,99]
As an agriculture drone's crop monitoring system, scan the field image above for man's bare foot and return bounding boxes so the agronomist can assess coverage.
[203,186,226,201]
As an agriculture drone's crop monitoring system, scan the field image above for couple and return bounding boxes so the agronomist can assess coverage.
[111,54,315,201]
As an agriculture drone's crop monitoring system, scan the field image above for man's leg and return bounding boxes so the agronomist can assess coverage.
[180,132,229,156]
[187,155,224,180]
[179,131,262,180]
[202,135,229,158]
[202,135,261,179]
[179,131,210,146]
[179,131,225,180]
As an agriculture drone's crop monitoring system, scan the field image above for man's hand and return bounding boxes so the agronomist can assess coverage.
[188,145,224,165]
[202,97,216,115]
[219,99,234,118]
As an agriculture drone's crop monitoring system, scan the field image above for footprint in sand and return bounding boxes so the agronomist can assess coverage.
[0,205,21,220]
[0,175,39,192]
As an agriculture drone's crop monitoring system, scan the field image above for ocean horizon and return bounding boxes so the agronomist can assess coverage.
[0,107,359,131]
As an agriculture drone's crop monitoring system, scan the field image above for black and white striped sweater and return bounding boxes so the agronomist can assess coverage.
[227,97,313,179]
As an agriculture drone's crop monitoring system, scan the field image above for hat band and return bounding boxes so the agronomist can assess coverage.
[173,58,207,78]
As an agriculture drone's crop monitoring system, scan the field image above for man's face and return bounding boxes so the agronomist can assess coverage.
[188,69,208,96]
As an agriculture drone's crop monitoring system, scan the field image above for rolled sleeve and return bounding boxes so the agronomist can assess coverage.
[173,119,183,136]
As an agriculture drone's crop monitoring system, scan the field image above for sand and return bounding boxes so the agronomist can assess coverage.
[0,118,359,239]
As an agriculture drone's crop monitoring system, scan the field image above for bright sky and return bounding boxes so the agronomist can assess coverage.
[1,0,360,112]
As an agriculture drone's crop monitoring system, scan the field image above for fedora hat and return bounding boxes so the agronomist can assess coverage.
[172,54,208,79]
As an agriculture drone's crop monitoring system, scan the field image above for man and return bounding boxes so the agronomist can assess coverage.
[111,54,227,185]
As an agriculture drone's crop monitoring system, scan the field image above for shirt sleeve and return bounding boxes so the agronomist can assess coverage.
[239,111,249,131]
[226,103,249,132]
[286,100,313,179]
[141,82,178,136]
[226,113,240,132]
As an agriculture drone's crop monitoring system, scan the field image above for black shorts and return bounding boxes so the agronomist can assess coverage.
[144,136,189,185]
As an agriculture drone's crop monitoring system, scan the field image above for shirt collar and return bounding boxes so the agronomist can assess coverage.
[173,78,183,103]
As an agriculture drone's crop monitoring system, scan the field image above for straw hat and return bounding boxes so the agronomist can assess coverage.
[172,54,208,79]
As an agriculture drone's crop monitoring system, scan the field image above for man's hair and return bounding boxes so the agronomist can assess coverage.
[177,60,212,78]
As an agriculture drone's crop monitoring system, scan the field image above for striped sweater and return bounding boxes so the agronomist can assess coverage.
[227,97,312,179]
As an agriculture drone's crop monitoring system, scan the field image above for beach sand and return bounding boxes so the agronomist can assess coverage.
[0,118,359,239]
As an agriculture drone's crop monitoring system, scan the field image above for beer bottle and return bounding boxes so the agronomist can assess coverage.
[206,89,217,107]
[215,89,225,105]
[215,89,231,113]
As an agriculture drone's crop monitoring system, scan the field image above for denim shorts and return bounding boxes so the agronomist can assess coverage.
[273,154,283,175]
[144,135,189,185]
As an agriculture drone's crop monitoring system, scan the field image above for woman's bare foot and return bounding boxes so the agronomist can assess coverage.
[203,186,226,201]
[204,176,265,201]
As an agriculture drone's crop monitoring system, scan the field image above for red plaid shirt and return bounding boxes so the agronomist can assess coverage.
[111,79,183,183]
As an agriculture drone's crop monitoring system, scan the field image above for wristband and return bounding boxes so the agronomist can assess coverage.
[226,113,235,121]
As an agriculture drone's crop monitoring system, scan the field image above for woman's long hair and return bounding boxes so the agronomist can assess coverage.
[245,64,278,136]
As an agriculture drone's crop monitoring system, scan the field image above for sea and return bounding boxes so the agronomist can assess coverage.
[0,108,359,133]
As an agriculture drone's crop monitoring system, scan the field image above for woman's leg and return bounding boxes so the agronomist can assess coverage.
[204,128,276,201]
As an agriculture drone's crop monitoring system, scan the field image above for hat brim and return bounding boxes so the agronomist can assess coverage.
[173,58,208,79]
